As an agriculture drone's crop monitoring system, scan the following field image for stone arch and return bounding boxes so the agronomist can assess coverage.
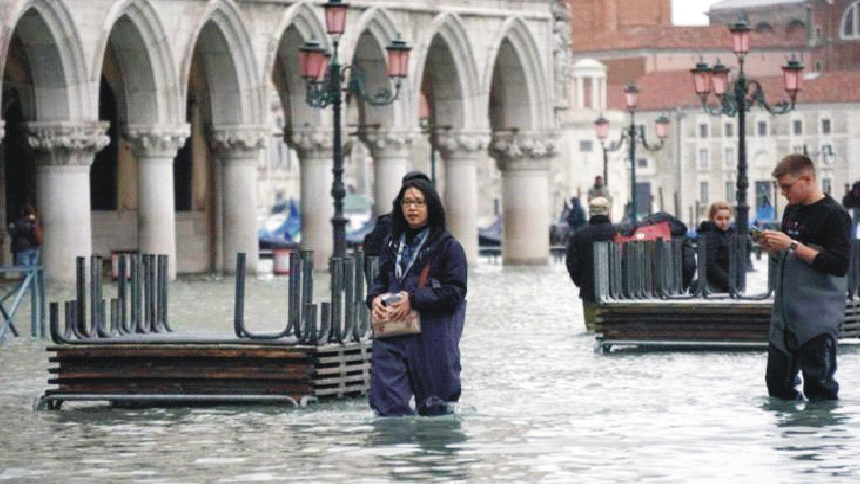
[2,0,93,121]
[342,7,410,130]
[91,0,181,126]
[411,12,481,131]
[181,0,263,126]
[484,17,552,132]
[265,1,328,131]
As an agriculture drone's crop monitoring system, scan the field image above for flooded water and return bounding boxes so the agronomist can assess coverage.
[1,260,860,482]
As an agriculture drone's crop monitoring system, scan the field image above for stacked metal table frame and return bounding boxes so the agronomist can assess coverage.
[37,251,376,409]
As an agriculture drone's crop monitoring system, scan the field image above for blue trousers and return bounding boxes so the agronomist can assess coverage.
[369,305,464,416]
[15,249,39,266]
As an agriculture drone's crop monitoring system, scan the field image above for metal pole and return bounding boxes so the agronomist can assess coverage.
[430,142,436,185]
[602,144,609,189]
[629,111,638,221]
[736,56,749,239]
[331,38,347,259]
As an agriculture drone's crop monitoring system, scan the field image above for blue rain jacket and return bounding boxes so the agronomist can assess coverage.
[366,227,467,416]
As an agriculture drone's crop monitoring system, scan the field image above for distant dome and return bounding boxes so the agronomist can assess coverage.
[573,59,605,70]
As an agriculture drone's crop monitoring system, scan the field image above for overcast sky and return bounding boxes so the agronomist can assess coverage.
[673,0,720,26]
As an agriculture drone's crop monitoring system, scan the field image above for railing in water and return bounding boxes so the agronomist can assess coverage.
[49,254,171,344]
[592,237,860,303]
[233,250,377,344]
[0,264,46,344]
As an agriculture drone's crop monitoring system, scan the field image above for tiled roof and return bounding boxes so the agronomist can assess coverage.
[606,70,860,112]
[710,0,806,10]
[573,25,805,52]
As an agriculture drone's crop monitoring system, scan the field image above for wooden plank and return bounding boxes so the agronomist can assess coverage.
[50,346,312,359]
[50,380,314,395]
[314,363,371,376]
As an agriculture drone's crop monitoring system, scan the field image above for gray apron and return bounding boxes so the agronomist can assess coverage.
[770,251,846,355]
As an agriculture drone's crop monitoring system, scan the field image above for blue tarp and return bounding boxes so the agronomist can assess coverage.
[258,199,300,249]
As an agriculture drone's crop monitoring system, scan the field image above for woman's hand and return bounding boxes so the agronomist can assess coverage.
[387,291,412,320]
[371,295,387,321]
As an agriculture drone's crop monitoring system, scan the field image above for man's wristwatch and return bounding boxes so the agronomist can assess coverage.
[788,241,799,253]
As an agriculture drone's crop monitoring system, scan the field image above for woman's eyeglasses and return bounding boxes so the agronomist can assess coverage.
[401,199,426,207]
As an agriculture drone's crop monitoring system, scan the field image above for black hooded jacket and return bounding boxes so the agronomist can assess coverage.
[697,220,734,292]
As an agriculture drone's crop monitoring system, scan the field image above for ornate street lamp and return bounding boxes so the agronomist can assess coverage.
[594,83,669,221]
[689,20,803,240]
[299,0,411,258]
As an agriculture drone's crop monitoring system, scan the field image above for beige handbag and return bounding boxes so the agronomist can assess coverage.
[372,264,430,338]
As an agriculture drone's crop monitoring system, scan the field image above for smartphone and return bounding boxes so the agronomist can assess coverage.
[749,226,764,243]
[382,293,402,306]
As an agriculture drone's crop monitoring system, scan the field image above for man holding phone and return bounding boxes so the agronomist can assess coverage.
[760,154,851,401]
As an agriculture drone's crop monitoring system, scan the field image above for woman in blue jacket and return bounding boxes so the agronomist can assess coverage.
[367,178,467,416]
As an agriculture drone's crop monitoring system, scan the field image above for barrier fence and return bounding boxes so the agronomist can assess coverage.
[594,238,860,303]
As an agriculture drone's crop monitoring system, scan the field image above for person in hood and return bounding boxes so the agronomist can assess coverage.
[566,196,616,331]
[760,154,851,401]
[363,171,432,257]
[696,201,735,293]
[367,178,467,416]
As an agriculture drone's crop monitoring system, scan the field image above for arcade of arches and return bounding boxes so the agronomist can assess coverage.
[0,0,565,282]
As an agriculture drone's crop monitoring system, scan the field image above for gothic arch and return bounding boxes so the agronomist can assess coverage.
[181,0,263,126]
[343,7,412,129]
[265,1,328,131]
[91,0,181,126]
[2,0,93,120]
[484,16,552,132]
[411,12,481,130]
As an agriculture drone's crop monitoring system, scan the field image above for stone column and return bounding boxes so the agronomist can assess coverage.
[365,131,414,216]
[437,132,489,264]
[210,126,268,274]
[126,124,190,279]
[27,121,109,283]
[490,131,558,265]
[290,130,334,269]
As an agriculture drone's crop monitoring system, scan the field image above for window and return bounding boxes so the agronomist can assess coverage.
[842,2,860,39]
[700,181,709,204]
[822,118,832,134]
[757,120,768,136]
[724,147,734,167]
[823,177,832,195]
[637,157,648,169]
[699,123,709,138]
[792,119,803,135]
[725,181,735,202]
[583,78,593,109]
[699,148,709,169]
[724,123,734,137]
[580,140,593,152]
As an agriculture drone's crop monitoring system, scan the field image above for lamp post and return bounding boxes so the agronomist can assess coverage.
[299,0,411,258]
[690,20,803,240]
[594,83,669,222]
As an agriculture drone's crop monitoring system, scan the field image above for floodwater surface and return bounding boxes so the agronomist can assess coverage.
[1,261,859,482]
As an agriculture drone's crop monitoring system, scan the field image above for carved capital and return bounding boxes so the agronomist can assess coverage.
[364,131,415,158]
[126,124,190,159]
[287,129,334,159]
[436,131,490,160]
[490,131,558,171]
[209,125,270,158]
[27,121,110,166]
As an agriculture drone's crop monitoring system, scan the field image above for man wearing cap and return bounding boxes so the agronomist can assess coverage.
[363,171,431,256]
[566,196,616,331]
